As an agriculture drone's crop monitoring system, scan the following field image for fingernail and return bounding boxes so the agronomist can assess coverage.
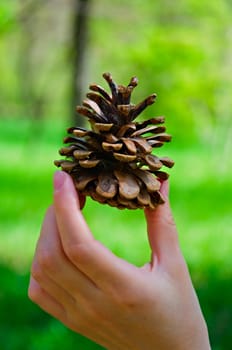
[54,171,66,191]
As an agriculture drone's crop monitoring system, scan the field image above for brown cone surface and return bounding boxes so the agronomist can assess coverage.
[54,73,174,209]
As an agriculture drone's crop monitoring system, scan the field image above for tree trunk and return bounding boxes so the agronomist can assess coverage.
[17,0,47,122]
[70,0,91,126]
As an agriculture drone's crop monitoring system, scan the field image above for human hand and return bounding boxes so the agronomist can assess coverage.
[28,171,211,350]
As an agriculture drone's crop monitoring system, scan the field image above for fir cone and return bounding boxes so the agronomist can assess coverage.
[55,73,174,209]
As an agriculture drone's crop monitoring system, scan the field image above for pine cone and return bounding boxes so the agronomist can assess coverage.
[55,73,174,209]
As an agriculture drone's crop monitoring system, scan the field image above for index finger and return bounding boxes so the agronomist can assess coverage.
[53,171,93,249]
[53,172,141,293]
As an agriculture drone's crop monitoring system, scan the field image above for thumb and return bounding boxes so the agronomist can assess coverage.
[144,180,180,264]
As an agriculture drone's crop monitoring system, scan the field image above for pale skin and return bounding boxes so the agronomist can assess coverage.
[28,171,211,350]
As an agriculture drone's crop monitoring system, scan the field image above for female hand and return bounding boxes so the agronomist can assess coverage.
[28,171,211,350]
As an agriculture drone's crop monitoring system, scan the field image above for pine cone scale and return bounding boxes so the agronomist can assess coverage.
[96,174,117,199]
[114,170,140,200]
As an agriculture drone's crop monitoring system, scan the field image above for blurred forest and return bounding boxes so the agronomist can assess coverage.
[0,0,232,349]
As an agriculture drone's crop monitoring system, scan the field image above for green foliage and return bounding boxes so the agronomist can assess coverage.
[89,0,232,146]
[0,0,17,33]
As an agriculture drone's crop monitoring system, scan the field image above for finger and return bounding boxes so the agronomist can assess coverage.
[67,239,141,296]
[53,171,93,249]
[28,277,66,322]
[144,180,180,264]
[53,171,141,294]
[35,205,98,297]
[30,262,76,309]
[28,277,99,343]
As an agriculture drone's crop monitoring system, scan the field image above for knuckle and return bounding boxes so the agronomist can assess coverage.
[113,288,143,310]
[165,211,176,227]
[160,211,177,232]
[37,249,57,273]
[65,241,92,266]
[31,261,43,281]
[64,244,79,262]
[28,282,42,303]
[119,297,140,311]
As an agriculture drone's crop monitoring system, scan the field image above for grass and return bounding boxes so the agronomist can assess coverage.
[0,118,232,349]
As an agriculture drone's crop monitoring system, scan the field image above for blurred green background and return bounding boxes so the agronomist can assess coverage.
[0,1,232,349]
